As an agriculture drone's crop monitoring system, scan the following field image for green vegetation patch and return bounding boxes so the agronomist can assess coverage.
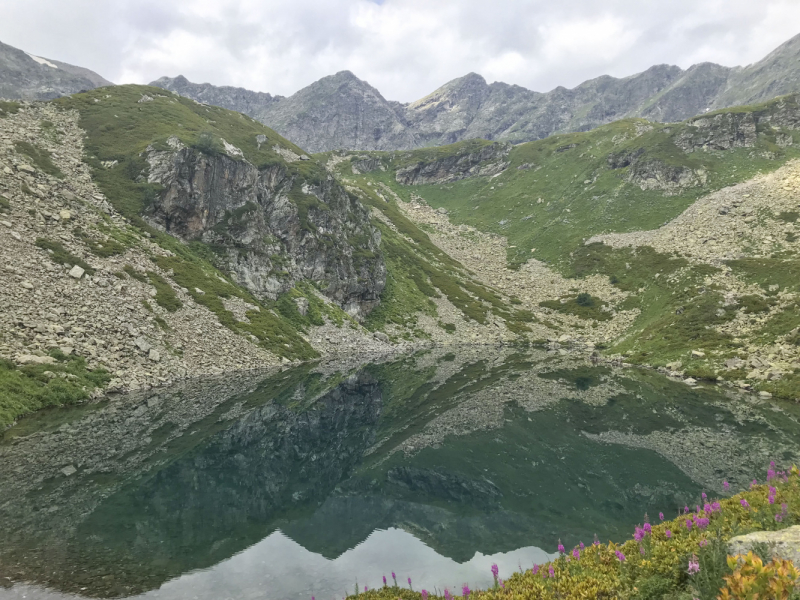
[35,238,95,275]
[146,271,183,312]
[0,354,110,429]
[74,227,128,257]
[154,247,317,360]
[727,258,800,293]
[13,140,63,178]
[0,100,20,118]
[540,293,612,321]
[0,195,9,213]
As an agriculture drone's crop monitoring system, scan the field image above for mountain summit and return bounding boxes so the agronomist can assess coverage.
[152,32,800,152]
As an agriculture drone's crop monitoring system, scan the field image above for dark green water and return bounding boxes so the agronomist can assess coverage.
[1,348,799,600]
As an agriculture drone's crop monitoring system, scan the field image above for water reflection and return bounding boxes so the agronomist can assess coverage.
[1,348,799,600]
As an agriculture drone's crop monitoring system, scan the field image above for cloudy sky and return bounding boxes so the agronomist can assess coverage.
[2,0,800,102]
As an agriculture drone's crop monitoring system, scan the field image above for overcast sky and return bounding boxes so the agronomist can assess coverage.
[2,0,800,102]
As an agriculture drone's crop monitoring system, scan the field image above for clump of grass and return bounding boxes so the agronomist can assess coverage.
[0,194,9,212]
[738,294,775,314]
[0,100,20,118]
[35,238,95,274]
[146,271,183,312]
[13,140,63,178]
[0,355,110,429]
[123,264,148,282]
[74,227,128,257]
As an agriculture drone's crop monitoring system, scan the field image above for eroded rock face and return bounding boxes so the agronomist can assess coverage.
[395,142,511,186]
[728,526,800,567]
[145,142,386,318]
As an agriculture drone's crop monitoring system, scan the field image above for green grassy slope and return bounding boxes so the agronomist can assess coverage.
[339,95,800,399]
[351,95,800,271]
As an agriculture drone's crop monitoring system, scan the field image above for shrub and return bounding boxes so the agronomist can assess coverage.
[718,552,799,600]
[576,292,594,307]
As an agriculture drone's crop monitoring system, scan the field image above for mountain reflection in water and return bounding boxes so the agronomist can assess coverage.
[1,348,799,600]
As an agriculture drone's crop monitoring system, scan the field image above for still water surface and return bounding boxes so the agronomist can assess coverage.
[1,348,799,600]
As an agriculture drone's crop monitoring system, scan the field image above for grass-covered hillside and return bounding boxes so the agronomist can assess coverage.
[333,94,800,401]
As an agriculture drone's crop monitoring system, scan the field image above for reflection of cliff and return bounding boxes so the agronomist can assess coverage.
[0,370,382,598]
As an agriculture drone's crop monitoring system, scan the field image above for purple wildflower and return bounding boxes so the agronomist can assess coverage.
[702,492,707,500]
[422,591,428,600]
[557,539,565,554]
[640,546,645,556]
[665,530,672,539]
[699,539,708,547]
[615,550,626,562]
[408,577,412,588]
[634,527,645,542]
[684,505,690,514]
[593,534,601,546]
[751,479,757,489]
[768,469,776,481]
[580,541,585,550]
[532,564,539,575]
[491,564,499,578]
[392,572,397,587]
[364,586,368,593]
[688,556,700,575]
[741,499,750,509]
[643,522,652,534]
[445,588,452,600]
[500,580,505,589]
[462,584,470,598]
[769,495,776,505]
[549,565,555,578]
[572,548,580,560]
[723,481,730,491]
[382,576,387,587]
[685,519,693,531]
[659,512,665,521]
[696,517,710,530]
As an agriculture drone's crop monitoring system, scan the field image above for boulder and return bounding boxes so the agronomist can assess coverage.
[728,526,800,567]
[69,265,85,279]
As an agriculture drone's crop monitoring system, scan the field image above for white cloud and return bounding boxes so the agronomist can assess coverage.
[0,0,798,102]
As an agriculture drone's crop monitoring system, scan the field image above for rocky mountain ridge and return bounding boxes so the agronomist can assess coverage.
[0,39,112,100]
[152,33,800,152]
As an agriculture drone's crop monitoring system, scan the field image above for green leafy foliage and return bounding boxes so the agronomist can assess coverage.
[0,100,20,118]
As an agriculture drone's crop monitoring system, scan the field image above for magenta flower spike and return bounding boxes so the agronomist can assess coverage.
[688,556,700,575]
[491,563,499,578]
[408,577,412,588]
[382,575,387,587]
[659,512,664,521]
[685,519,693,531]
[572,548,580,560]
[557,539,565,554]
[615,550,626,562]
[579,541,585,550]
[643,523,652,534]
[500,580,505,589]
[666,529,672,538]
[741,499,750,509]
[701,492,707,500]
[532,564,539,575]
[548,565,555,578]
[422,591,428,600]
[445,588,452,600]
[462,584,471,598]
[723,480,730,491]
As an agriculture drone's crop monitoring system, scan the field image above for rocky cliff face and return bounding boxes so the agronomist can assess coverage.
[145,137,386,318]
[394,141,511,185]
[0,39,112,100]
[151,34,800,152]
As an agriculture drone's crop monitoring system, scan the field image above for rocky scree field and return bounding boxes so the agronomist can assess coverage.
[329,94,800,402]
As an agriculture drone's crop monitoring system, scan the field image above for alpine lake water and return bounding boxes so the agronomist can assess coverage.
[2,348,800,600]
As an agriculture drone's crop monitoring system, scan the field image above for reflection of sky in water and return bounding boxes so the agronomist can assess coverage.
[4,529,555,600]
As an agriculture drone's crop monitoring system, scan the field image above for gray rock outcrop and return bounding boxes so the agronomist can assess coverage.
[145,139,386,318]
[728,526,800,567]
